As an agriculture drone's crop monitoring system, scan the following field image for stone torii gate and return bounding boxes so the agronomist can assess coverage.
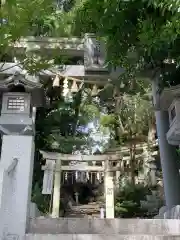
[40,150,121,219]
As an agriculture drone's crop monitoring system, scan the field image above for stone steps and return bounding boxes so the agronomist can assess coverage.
[25,234,180,240]
[65,203,100,218]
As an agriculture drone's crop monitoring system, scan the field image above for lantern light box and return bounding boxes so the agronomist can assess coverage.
[167,98,180,145]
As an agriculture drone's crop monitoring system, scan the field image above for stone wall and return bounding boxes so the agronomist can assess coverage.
[25,234,180,240]
[28,217,180,235]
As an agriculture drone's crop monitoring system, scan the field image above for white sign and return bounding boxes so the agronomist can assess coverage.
[42,160,55,195]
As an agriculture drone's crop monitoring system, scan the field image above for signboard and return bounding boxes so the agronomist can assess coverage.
[42,160,55,195]
[7,97,25,111]
[105,182,114,208]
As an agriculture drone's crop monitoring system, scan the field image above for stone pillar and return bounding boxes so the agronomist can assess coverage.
[75,192,79,205]
[0,135,35,239]
[104,158,114,218]
[116,162,121,186]
[100,207,105,218]
[152,81,180,207]
[52,158,61,218]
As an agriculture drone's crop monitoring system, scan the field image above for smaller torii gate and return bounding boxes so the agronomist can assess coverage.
[40,150,121,219]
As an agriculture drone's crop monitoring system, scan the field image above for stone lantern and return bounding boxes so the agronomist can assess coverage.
[157,83,180,208]
[0,72,44,239]
[160,84,180,145]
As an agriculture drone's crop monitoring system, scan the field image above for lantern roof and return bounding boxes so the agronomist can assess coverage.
[0,72,42,92]
[93,148,102,155]
[159,84,180,110]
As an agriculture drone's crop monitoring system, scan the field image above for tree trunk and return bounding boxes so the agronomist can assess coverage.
[129,142,136,185]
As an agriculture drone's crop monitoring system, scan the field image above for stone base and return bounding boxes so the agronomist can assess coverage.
[155,205,180,219]
[25,234,180,240]
[28,218,180,235]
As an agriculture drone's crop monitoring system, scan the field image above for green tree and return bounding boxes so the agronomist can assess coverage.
[73,0,180,88]
[0,0,53,48]
[33,83,101,212]
[119,93,153,184]
[0,0,58,73]
[99,80,153,184]
[144,0,180,13]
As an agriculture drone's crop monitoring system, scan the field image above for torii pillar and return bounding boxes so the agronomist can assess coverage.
[52,158,61,218]
[41,151,62,218]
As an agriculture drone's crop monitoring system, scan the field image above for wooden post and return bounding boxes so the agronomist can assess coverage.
[52,158,61,218]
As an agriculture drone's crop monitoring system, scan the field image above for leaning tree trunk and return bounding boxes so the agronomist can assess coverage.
[129,141,136,185]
